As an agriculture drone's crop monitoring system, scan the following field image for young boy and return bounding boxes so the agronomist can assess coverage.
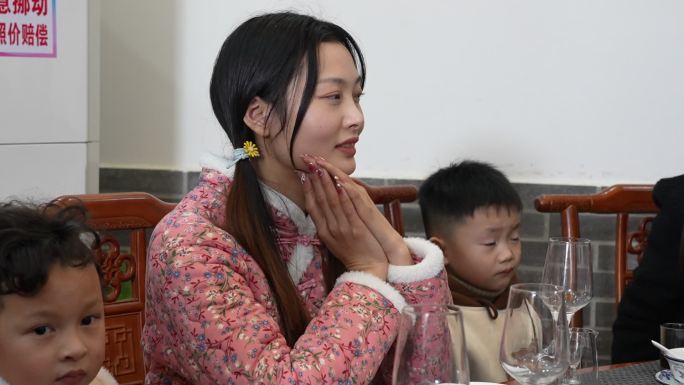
[418,160,523,383]
[0,202,118,385]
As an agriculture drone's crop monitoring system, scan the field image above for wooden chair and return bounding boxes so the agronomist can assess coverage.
[534,184,658,326]
[54,193,174,385]
[56,182,417,385]
[355,180,417,236]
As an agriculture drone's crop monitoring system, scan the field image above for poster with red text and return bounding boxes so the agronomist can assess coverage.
[0,0,56,58]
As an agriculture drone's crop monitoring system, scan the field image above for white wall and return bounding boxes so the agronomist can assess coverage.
[100,0,684,185]
[0,0,99,199]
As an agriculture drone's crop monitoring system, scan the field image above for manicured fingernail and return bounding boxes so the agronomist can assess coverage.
[335,181,343,191]
[304,161,316,172]
[314,168,323,177]
[297,172,306,184]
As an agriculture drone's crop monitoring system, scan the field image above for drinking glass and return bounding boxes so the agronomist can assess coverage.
[566,328,599,385]
[541,237,593,326]
[660,323,684,368]
[499,283,569,385]
[393,304,470,385]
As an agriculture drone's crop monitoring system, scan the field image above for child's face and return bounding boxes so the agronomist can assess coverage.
[437,206,522,292]
[262,42,364,178]
[0,264,105,385]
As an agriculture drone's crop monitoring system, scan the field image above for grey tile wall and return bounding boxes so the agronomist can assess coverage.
[101,167,647,365]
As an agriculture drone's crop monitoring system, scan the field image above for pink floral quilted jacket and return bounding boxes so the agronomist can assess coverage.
[142,163,449,385]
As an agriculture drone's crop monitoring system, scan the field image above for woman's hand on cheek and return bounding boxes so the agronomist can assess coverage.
[300,156,389,280]
[314,157,413,267]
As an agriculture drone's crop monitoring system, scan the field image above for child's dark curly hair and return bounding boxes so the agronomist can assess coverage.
[0,201,101,305]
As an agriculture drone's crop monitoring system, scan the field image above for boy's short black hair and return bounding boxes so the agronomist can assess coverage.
[0,201,100,305]
[418,160,523,237]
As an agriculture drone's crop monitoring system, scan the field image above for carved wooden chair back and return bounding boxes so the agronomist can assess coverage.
[355,180,417,235]
[534,184,657,326]
[54,193,174,385]
[56,182,416,384]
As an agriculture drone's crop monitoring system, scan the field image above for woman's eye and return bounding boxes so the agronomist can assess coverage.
[81,316,97,326]
[482,241,496,247]
[353,92,364,102]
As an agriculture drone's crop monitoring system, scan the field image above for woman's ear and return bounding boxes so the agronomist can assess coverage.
[243,96,271,138]
[428,236,449,265]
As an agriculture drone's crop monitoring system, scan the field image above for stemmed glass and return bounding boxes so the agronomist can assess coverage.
[567,328,599,385]
[393,304,470,385]
[541,237,593,326]
[541,237,593,385]
[499,283,569,385]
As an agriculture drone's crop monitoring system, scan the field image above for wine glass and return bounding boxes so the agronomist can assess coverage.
[499,283,569,385]
[567,328,599,385]
[393,304,470,385]
[541,237,593,326]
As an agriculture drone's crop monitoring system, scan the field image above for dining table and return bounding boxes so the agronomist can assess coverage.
[503,360,663,384]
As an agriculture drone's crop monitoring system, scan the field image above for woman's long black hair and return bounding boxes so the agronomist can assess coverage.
[209,12,365,346]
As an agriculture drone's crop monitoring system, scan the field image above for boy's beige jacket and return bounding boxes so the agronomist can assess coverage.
[456,305,509,383]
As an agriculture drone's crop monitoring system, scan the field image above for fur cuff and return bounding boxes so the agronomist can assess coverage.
[336,271,408,312]
[387,237,444,283]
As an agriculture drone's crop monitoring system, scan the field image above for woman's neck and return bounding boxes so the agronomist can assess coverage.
[253,160,306,211]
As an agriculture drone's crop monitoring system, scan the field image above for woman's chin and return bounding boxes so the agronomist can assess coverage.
[338,160,356,175]
[319,154,355,175]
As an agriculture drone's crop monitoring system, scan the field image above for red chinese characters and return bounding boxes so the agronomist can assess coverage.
[0,23,6,45]
[0,0,10,14]
[12,0,30,15]
[0,0,52,54]
[31,0,46,16]
[20,22,32,45]
[0,0,46,15]
[0,22,46,46]
[7,21,19,45]
[35,22,46,46]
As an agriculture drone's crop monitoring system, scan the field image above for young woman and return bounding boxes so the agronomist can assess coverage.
[142,12,448,385]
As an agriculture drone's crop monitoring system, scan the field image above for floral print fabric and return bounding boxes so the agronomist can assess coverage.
[142,168,449,385]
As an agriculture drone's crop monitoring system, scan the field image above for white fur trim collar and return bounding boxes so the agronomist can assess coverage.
[336,271,408,312]
[199,152,236,177]
[260,182,317,285]
[387,238,444,283]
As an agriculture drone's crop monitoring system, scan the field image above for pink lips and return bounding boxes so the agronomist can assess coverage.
[335,137,358,156]
[57,369,87,385]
